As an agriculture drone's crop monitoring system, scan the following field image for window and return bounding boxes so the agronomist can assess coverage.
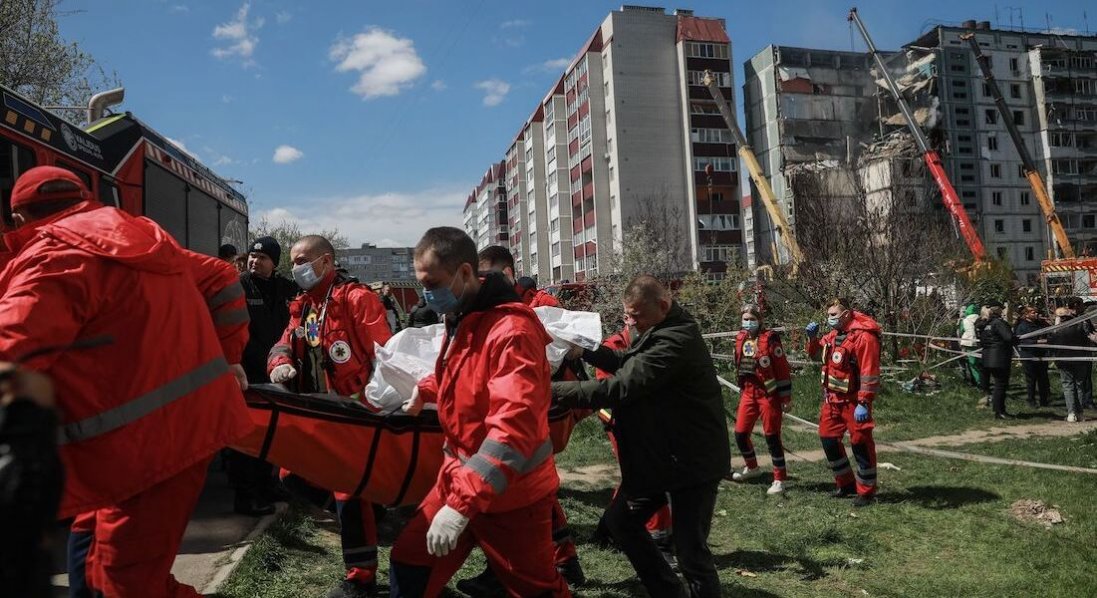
[698,214,740,231]
[990,163,1002,178]
[992,191,1003,206]
[688,70,731,87]
[994,219,1005,233]
[0,138,38,227]
[1050,132,1073,147]
[701,244,735,262]
[685,42,729,60]
[985,109,998,125]
[1010,84,1021,99]
[1020,191,1031,206]
[987,136,999,151]
[1025,246,1036,261]
[551,218,559,232]
[1022,219,1032,233]
[1009,57,1019,72]
[690,128,733,143]
[551,241,560,256]
[1018,164,1026,179]
[693,156,736,172]
[1085,214,1097,229]
[1013,110,1025,126]
[983,83,992,97]
[997,247,1008,259]
[689,101,720,115]
[953,91,968,100]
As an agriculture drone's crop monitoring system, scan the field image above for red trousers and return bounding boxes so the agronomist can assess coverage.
[80,455,212,597]
[605,426,672,535]
[818,401,877,497]
[390,486,570,598]
[550,496,577,566]
[734,381,787,481]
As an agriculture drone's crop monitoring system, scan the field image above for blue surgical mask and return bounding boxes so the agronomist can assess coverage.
[827,315,841,329]
[292,256,324,290]
[741,319,759,333]
[424,273,467,315]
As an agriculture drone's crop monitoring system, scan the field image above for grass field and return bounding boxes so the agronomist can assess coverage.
[219,367,1097,598]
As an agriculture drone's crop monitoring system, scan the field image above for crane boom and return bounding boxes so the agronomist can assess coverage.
[962,33,1075,259]
[848,7,988,262]
[702,71,804,271]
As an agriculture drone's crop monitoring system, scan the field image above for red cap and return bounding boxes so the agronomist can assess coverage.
[10,166,91,211]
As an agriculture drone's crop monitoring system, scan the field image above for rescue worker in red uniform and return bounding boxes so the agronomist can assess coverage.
[517,276,560,308]
[267,235,392,598]
[806,298,882,507]
[729,304,793,494]
[454,246,585,597]
[390,228,570,598]
[0,166,251,597]
[592,320,675,564]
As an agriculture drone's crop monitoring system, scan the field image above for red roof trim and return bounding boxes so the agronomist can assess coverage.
[676,16,729,44]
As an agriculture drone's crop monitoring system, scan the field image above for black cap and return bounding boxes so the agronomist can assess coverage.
[219,243,238,259]
[248,236,281,265]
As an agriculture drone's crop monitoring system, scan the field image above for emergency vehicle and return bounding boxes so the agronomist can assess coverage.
[0,84,247,254]
[1042,258,1097,303]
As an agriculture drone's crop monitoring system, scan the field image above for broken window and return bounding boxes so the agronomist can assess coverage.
[994,219,1005,233]
[990,163,1002,178]
[1020,191,1031,206]
[985,110,998,125]
[1026,247,1036,261]
[1009,57,1020,72]
[992,191,1003,206]
[1013,110,1025,126]
[987,136,999,150]
[1010,84,1022,99]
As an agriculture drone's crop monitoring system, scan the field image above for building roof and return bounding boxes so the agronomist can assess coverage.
[566,27,604,74]
[676,15,729,44]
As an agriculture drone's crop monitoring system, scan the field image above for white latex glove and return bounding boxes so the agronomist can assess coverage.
[270,364,297,384]
[426,505,469,556]
[230,364,248,392]
[401,386,423,416]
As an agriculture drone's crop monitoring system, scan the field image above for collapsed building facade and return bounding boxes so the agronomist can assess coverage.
[744,21,1097,281]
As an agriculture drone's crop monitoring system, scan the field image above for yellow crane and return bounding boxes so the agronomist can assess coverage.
[703,70,805,273]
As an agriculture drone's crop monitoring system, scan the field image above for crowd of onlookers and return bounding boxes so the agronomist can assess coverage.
[958,297,1095,422]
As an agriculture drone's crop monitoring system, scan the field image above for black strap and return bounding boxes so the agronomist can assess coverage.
[391,426,422,507]
[257,405,280,462]
[350,421,386,498]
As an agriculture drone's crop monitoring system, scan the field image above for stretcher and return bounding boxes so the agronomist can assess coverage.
[232,385,581,507]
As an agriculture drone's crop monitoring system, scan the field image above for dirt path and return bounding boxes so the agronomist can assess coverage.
[559,420,1097,487]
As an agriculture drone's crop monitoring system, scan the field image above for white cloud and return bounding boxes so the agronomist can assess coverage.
[431,79,447,91]
[474,79,511,107]
[272,145,304,164]
[329,27,427,99]
[500,19,531,29]
[255,187,467,247]
[524,57,569,74]
[170,5,189,13]
[212,2,263,66]
[275,11,292,24]
[165,137,199,160]
[221,94,233,103]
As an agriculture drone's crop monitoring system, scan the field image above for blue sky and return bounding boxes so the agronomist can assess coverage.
[59,0,1092,246]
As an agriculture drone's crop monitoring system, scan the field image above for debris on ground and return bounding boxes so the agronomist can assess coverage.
[900,371,941,394]
[736,569,757,577]
[878,462,902,472]
[1009,499,1065,529]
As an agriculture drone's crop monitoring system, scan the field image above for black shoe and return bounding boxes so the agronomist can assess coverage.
[557,556,586,588]
[455,568,506,598]
[592,517,615,549]
[994,413,1013,420]
[234,494,275,517]
[852,495,875,508]
[831,485,857,498]
[654,534,678,572]
[326,579,376,598]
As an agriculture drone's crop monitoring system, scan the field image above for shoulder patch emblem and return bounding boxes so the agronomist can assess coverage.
[742,340,757,357]
[832,350,843,364]
[329,340,352,364]
[305,312,321,347]
[773,346,784,358]
[758,355,772,368]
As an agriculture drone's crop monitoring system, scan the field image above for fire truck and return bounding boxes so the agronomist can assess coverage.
[0,84,247,255]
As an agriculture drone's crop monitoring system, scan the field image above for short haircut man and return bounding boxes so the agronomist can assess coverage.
[478,245,515,273]
[414,227,478,274]
[293,235,336,259]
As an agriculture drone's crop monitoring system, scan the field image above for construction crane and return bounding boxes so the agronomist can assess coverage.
[702,71,805,273]
[962,32,1075,259]
[848,7,988,263]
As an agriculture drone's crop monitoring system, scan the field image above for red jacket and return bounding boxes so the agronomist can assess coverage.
[596,327,633,380]
[0,202,251,518]
[807,311,882,404]
[524,288,560,308]
[417,294,558,518]
[735,329,792,402]
[268,271,392,398]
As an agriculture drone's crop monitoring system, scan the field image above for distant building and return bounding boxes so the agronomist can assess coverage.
[337,243,415,282]
[463,161,508,252]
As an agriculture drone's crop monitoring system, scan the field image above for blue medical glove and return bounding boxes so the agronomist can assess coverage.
[854,403,871,423]
[805,322,820,338]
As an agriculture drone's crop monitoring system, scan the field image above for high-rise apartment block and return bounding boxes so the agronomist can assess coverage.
[465,5,743,283]
[463,161,508,252]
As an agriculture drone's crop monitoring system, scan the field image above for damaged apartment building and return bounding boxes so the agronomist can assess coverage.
[743,21,1097,280]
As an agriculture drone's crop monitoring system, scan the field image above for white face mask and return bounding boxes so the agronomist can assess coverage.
[292,256,325,290]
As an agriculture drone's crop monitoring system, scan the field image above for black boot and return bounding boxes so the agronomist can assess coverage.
[455,567,506,597]
[557,556,586,588]
[234,492,275,517]
[326,579,376,598]
[852,494,875,508]
[831,485,857,498]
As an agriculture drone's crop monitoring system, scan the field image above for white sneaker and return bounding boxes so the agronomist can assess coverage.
[767,480,786,495]
[1067,412,1078,423]
[731,466,763,482]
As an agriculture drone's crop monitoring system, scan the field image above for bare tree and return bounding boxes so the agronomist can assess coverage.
[250,217,351,274]
[0,0,119,123]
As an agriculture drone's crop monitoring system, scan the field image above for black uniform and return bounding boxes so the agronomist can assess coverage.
[979,316,1016,417]
[406,296,440,328]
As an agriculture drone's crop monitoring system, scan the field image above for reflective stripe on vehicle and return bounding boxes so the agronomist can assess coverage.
[59,357,230,444]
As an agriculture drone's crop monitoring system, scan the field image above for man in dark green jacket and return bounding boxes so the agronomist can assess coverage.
[552,275,729,598]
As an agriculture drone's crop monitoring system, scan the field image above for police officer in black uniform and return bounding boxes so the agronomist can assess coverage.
[228,236,299,515]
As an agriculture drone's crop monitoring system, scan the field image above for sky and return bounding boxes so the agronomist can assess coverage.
[58,0,1094,247]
